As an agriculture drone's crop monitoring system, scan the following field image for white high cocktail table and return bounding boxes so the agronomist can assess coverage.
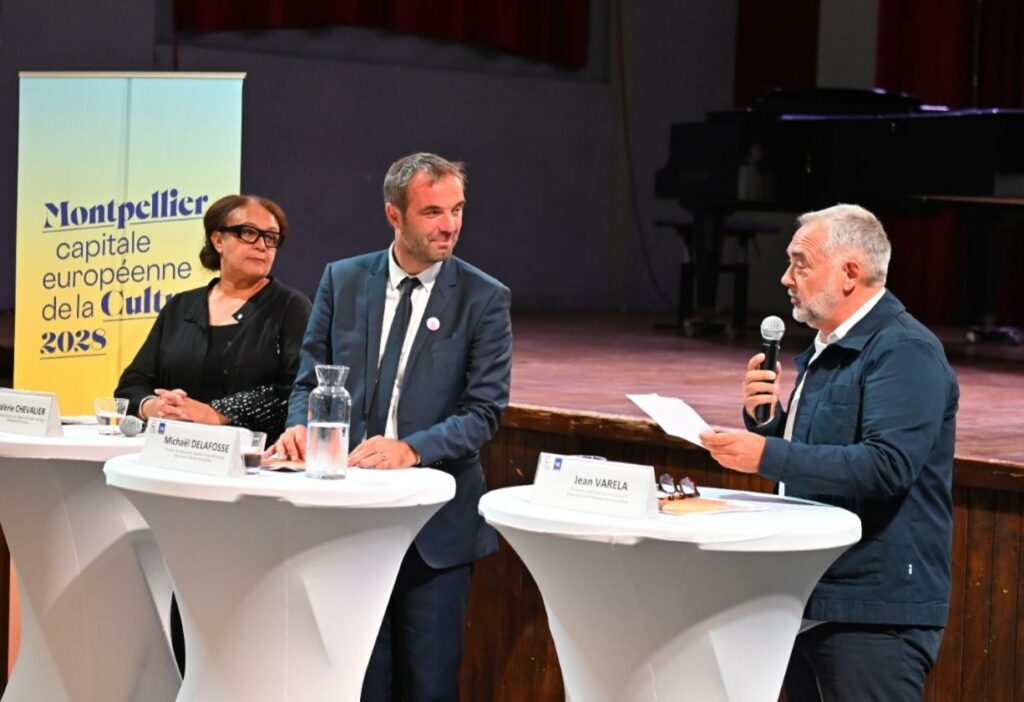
[479,486,861,702]
[0,426,179,702]
[104,456,455,702]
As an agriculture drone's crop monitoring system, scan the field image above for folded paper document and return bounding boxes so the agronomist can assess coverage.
[627,393,711,448]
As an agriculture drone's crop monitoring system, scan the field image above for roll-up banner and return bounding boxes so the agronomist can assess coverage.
[14,72,244,414]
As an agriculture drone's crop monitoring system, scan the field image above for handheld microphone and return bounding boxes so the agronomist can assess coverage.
[756,316,786,424]
[120,415,145,437]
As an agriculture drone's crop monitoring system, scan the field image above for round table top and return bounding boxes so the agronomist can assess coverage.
[479,486,861,552]
[104,453,456,509]
[0,425,144,461]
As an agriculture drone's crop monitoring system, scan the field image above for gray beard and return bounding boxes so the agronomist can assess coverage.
[790,287,839,330]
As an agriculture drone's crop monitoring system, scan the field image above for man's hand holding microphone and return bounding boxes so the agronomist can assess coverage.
[700,316,785,473]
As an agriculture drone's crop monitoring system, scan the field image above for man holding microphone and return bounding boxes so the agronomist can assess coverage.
[700,204,958,701]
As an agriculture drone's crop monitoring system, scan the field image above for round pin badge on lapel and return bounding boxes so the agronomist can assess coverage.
[426,317,440,331]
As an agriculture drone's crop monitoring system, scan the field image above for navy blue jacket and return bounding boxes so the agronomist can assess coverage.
[747,292,958,627]
[288,250,510,568]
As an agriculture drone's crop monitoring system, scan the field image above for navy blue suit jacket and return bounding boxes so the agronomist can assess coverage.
[747,291,958,627]
[288,250,510,568]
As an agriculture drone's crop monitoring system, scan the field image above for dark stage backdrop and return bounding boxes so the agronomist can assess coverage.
[731,0,1024,327]
[876,0,1024,327]
[0,0,740,314]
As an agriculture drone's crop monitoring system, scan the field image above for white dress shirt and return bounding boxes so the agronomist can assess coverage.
[376,244,443,439]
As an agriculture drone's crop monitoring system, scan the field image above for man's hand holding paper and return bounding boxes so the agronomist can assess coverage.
[697,430,765,473]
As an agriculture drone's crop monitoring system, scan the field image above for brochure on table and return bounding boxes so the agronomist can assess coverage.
[532,452,658,518]
[141,419,246,478]
[0,388,63,437]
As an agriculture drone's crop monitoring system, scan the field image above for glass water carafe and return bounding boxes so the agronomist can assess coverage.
[306,364,351,479]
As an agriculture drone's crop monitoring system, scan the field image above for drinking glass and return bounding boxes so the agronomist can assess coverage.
[243,431,267,475]
[95,397,129,435]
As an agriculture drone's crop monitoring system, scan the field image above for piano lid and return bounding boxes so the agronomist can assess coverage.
[749,87,931,115]
[656,87,1024,212]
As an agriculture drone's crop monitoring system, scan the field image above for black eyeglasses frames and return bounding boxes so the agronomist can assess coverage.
[220,224,282,248]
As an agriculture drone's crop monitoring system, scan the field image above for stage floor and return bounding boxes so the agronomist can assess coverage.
[509,312,1024,468]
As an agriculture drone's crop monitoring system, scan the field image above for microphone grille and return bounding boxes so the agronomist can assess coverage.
[760,315,786,341]
[120,415,144,437]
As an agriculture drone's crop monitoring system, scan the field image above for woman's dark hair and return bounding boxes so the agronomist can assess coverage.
[199,194,289,272]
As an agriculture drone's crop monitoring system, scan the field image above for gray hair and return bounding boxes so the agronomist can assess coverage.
[383,152,467,214]
[798,204,891,286]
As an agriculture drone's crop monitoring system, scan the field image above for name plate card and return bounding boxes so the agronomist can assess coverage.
[141,419,244,478]
[0,388,62,437]
[532,452,658,518]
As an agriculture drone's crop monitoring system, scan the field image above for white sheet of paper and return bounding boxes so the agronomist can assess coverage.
[627,393,711,448]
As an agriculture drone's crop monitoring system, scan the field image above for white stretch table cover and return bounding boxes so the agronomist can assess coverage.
[0,426,179,702]
[104,455,456,702]
[479,486,862,702]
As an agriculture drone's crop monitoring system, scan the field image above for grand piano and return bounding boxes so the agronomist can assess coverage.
[655,87,1024,335]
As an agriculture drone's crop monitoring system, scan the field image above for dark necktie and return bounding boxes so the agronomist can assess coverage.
[367,276,421,438]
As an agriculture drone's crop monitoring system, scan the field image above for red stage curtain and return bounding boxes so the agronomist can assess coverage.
[876,0,1024,326]
[734,0,820,107]
[875,0,975,107]
[977,0,1024,107]
[174,0,591,68]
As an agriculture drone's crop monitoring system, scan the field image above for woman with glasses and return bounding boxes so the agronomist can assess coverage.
[115,194,311,677]
[115,193,311,443]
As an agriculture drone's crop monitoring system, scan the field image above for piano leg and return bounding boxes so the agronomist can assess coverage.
[962,207,1024,344]
[730,235,750,332]
[656,212,766,338]
[677,257,694,331]
[694,211,726,325]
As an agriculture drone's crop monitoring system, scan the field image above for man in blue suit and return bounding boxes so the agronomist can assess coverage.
[274,153,511,701]
[701,204,958,701]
